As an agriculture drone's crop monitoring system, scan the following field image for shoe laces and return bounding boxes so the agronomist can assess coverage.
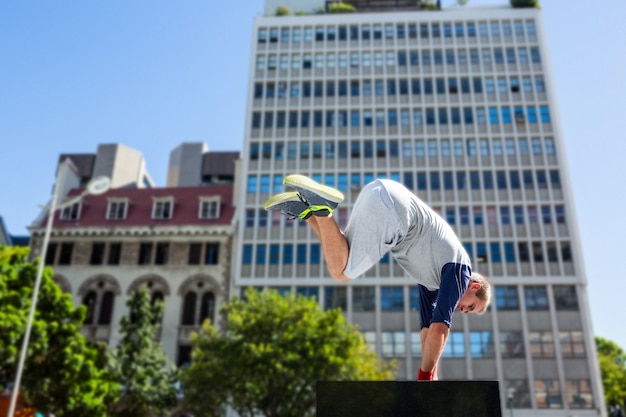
[279,193,310,220]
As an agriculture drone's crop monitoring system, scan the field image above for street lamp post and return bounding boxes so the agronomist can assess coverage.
[6,168,110,417]
[507,387,516,417]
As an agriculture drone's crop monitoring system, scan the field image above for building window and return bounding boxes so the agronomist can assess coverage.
[353,286,375,312]
[155,242,169,265]
[525,286,549,310]
[529,331,554,358]
[534,379,562,409]
[296,244,306,264]
[496,286,519,310]
[469,331,494,358]
[381,287,404,312]
[381,332,405,358]
[181,292,197,325]
[504,379,532,408]
[256,244,266,265]
[282,244,293,264]
[82,291,97,324]
[560,331,585,358]
[58,242,74,265]
[177,345,192,368]
[152,198,173,219]
[188,243,202,265]
[257,28,267,43]
[442,331,465,358]
[60,202,80,221]
[566,379,593,409]
[200,292,215,324]
[242,244,253,265]
[410,332,422,357]
[107,199,127,220]
[199,198,220,219]
[90,242,105,265]
[99,291,115,325]
[205,243,219,265]
[324,287,347,311]
[296,287,319,300]
[181,287,216,326]
[45,242,58,265]
[82,288,116,326]
[553,285,578,310]
[138,243,153,265]
[108,242,122,265]
[504,242,515,262]
[499,331,524,358]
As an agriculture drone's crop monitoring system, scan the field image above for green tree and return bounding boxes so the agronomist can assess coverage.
[327,2,356,13]
[417,0,438,10]
[0,245,119,416]
[596,337,626,410]
[110,286,179,417]
[183,289,394,417]
[275,5,290,16]
[510,0,540,8]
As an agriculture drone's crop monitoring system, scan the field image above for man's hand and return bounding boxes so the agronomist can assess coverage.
[420,323,449,375]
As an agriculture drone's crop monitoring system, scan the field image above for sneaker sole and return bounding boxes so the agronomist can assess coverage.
[283,175,344,203]
[263,192,301,210]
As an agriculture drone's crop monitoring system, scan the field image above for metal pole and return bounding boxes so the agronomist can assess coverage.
[7,171,62,417]
[506,388,515,417]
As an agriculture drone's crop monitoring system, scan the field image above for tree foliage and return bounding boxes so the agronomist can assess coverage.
[275,5,290,16]
[417,0,438,10]
[510,0,540,8]
[596,337,626,409]
[0,245,119,416]
[327,2,356,13]
[183,289,394,417]
[110,286,179,417]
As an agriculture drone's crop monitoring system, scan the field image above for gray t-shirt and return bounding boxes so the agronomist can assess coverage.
[343,179,473,327]
[343,179,471,288]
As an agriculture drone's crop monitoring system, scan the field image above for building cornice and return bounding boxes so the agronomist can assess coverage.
[30,224,234,238]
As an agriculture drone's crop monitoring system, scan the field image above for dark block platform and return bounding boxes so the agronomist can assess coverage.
[317,380,501,417]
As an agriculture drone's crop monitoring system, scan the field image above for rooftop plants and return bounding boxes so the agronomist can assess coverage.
[275,5,291,16]
[511,0,541,8]
[417,0,438,10]
[328,1,357,13]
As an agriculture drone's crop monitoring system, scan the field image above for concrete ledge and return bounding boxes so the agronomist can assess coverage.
[317,380,502,417]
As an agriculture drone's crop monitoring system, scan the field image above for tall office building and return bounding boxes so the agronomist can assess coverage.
[234,1,604,415]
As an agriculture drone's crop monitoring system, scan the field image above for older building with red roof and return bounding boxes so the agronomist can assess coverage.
[29,143,240,365]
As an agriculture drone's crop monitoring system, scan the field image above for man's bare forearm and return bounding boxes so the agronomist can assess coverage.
[420,323,449,372]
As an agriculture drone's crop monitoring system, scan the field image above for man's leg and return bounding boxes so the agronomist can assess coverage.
[273,176,403,281]
[306,215,351,282]
[264,182,350,281]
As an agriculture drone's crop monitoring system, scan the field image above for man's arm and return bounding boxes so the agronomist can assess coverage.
[417,264,471,380]
[420,323,449,374]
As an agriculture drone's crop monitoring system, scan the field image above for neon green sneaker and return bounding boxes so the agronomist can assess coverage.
[283,174,344,213]
[264,192,317,220]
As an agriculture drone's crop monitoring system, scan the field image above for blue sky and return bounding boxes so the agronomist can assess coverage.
[1,0,625,350]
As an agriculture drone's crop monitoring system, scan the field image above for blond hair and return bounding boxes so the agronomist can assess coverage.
[470,272,491,314]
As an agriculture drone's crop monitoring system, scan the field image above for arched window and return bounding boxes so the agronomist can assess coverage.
[199,292,215,324]
[151,290,165,324]
[82,291,97,325]
[98,291,115,325]
[152,290,164,304]
[181,292,197,325]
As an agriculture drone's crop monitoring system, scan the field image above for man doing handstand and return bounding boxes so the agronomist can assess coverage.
[265,174,491,381]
